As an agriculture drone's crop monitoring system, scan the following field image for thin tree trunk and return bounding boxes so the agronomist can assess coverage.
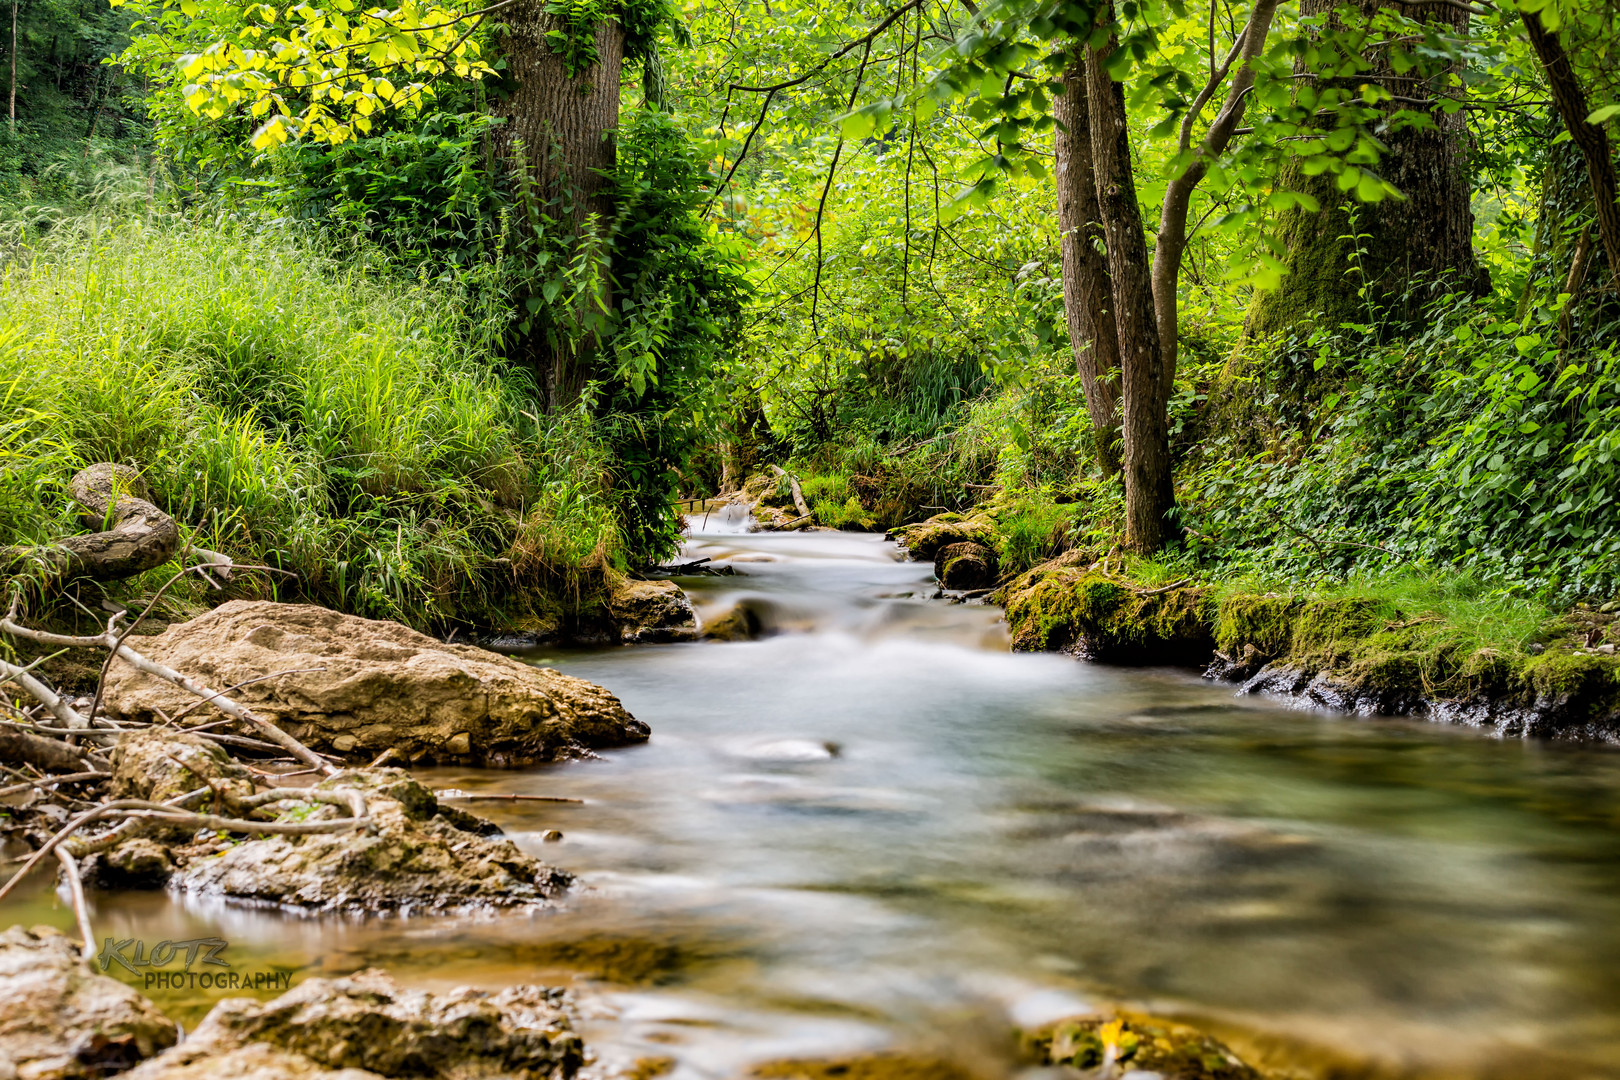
[1054,52,1121,476]
[1521,8,1620,291]
[1151,0,1278,380]
[495,7,625,408]
[1085,32,1176,553]
[9,0,17,132]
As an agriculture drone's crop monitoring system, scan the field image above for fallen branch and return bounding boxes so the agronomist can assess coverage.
[435,791,585,805]
[1131,578,1193,596]
[0,789,206,903]
[771,513,814,531]
[0,728,103,773]
[0,657,90,733]
[768,465,813,519]
[55,848,95,963]
[0,770,109,800]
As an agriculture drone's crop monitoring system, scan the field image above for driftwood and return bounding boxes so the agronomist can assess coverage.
[5,464,180,584]
[768,465,813,520]
[0,729,101,773]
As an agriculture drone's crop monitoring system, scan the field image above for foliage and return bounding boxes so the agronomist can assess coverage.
[0,218,624,627]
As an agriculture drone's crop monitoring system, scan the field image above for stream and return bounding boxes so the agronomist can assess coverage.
[11,525,1620,1078]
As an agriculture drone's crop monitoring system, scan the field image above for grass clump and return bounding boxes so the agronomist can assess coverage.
[0,218,625,629]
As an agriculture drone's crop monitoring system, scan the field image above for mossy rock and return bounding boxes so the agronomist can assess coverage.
[934,541,999,590]
[1025,1014,1262,1080]
[890,514,997,561]
[1003,559,1213,664]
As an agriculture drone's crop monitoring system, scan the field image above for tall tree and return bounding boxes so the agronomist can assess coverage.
[1249,0,1487,335]
[495,10,627,406]
[1054,52,1121,476]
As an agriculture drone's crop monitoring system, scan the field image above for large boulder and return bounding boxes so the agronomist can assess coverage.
[102,601,648,766]
[166,769,569,914]
[123,970,583,1080]
[0,925,179,1079]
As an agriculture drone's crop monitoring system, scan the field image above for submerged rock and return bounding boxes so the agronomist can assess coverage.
[1026,1014,1262,1079]
[700,601,765,642]
[102,600,649,766]
[751,1054,977,1080]
[610,579,698,643]
[123,970,582,1080]
[0,925,179,1080]
[934,541,998,590]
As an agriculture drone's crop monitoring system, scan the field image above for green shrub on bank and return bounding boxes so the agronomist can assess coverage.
[0,218,623,628]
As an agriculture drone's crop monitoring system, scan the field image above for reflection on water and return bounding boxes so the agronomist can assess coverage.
[11,527,1620,1078]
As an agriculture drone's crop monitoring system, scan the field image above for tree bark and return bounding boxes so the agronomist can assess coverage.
[1249,0,1486,336]
[1055,53,1122,476]
[1085,35,1176,553]
[1520,8,1620,292]
[494,8,625,407]
[9,0,16,132]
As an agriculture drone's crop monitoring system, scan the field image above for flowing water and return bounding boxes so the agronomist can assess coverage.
[11,526,1620,1078]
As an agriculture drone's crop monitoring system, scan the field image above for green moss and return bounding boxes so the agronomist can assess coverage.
[892,514,998,559]
[1213,593,1301,656]
[1026,1014,1261,1080]
[1003,561,1212,663]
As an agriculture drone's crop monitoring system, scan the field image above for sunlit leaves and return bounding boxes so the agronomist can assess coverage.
[118,0,495,150]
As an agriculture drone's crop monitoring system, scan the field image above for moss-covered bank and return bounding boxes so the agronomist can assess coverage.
[994,551,1620,740]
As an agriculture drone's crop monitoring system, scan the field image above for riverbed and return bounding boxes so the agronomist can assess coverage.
[11,526,1620,1078]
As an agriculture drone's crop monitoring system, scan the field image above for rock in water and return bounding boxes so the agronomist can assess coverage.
[163,768,568,913]
[0,925,179,1080]
[933,541,999,590]
[610,579,698,643]
[122,970,583,1080]
[102,601,648,766]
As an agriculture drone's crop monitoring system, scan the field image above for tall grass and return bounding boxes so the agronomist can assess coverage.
[0,217,623,628]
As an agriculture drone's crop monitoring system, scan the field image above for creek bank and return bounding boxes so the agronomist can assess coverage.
[103,601,649,766]
[82,733,570,913]
[992,549,1620,740]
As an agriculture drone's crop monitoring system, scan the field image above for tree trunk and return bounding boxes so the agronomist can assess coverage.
[1520,8,1620,293]
[494,8,625,408]
[1055,52,1122,476]
[1248,0,1486,336]
[9,0,17,132]
[1085,35,1176,553]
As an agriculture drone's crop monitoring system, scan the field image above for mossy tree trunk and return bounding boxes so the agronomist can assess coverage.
[495,8,626,409]
[1248,0,1487,337]
[1054,52,1122,477]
